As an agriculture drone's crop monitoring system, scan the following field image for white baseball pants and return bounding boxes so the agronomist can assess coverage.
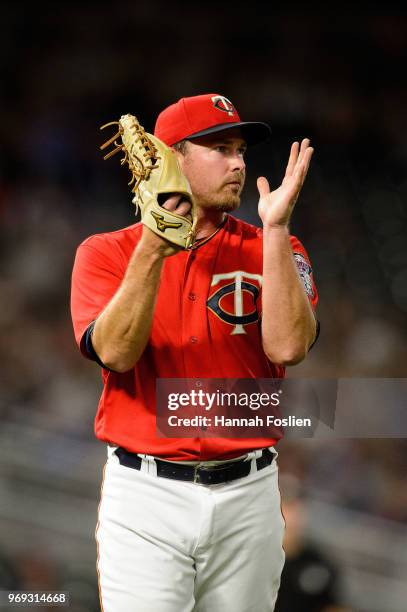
[96,447,285,611]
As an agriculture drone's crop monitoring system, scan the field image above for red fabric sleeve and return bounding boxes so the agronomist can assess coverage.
[289,235,318,311]
[70,235,126,357]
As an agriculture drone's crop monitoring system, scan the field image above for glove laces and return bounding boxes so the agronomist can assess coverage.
[100,118,160,200]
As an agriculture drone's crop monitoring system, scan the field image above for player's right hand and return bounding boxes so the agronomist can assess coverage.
[139,193,192,258]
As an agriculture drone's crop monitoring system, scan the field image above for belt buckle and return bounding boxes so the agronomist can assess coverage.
[193,463,203,483]
[193,461,231,484]
[193,462,215,484]
[193,464,200,483]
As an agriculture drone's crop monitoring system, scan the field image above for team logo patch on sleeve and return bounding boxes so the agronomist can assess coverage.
[293,253,314,298]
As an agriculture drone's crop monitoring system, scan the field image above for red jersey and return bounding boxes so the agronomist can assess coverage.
[70,215,318,460]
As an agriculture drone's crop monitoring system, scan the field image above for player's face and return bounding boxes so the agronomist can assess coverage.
[175,129,247,212]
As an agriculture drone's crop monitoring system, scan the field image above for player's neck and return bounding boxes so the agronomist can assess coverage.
[195,210,226,240]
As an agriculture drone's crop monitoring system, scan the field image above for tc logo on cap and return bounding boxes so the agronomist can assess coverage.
[211,95,235,116]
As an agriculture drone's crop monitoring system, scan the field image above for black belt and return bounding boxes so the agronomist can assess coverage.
[114,447,275,485]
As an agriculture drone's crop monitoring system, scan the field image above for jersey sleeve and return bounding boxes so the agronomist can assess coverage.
[289,235,318,312]
[70,235,126,358]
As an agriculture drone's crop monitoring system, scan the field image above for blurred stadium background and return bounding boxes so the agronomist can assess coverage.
[0,4,406,611]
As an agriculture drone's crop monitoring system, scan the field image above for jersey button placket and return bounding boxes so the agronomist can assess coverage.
[182,250,199,374]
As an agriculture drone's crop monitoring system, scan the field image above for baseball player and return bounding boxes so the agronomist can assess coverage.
[70,93,318,611]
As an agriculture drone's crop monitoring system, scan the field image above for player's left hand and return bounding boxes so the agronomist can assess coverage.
[257,138,313,228]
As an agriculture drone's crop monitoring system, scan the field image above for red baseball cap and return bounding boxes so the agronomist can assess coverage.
[154,93,271,147]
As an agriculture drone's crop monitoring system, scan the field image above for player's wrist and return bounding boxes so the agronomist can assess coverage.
[138,227,179,259]
[262,223,290,235]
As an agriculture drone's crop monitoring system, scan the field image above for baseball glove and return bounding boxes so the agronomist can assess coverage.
[100,114,197,249]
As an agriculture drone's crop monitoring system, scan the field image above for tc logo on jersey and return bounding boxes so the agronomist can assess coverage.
[207,271,263,335]
[211,95,235,116]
